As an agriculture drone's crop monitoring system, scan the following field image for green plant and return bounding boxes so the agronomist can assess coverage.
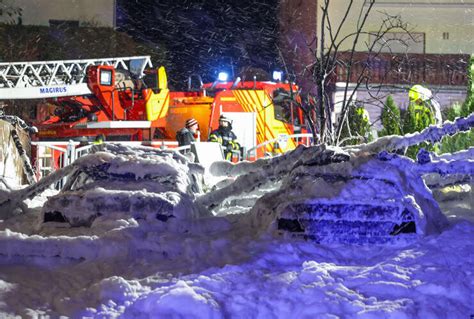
[339,103,373,146]
[442,102,461,121]
[438,103,474,154]
[403,101,434,135]
[379,95,401,136]
[403,98,437,158]
[438,55,474,154]
[461,55,474,117]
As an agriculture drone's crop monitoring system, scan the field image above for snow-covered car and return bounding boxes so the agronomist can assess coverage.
[41,144,205,228]
[199,145,450,244]
[237,149,451,244]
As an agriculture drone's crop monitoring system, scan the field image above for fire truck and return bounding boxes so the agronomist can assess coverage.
[0,56,309,179]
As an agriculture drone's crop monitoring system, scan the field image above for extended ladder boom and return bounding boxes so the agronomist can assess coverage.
[0,56,152,99]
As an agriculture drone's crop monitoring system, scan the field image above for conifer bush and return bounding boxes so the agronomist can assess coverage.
[339,103,373,146]
[379,95,401,136]
[438,55,474,154]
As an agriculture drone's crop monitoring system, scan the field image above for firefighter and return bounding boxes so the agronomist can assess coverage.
[89,134,106,153]
[93,134,106,144]
[176,118,200,147]
[407,84,442,131]
[209,115,240,161]
[404,84,441,158]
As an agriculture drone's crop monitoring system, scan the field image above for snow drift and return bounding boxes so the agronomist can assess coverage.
[0,115,472,318]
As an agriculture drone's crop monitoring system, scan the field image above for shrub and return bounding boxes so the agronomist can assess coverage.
[438,55,474,154]
[438,103,474,154]
[461,55,474,117]
[403,95,437,159]
[339,103,373,146]
[379,95,401,136]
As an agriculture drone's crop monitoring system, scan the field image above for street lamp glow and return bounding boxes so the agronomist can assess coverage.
[218,72,229,82]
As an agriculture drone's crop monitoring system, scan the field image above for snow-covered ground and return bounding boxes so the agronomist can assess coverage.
[0,144,473,319]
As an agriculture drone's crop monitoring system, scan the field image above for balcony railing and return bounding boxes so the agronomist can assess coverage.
[335,52,469,86]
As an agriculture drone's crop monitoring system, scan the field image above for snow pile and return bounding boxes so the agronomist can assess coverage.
[8,220,467,319]
[345,112,474,155]
[200,145,449,244]
[0,141,472,318]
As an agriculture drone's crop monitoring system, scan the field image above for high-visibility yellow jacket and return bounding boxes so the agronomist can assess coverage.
[209,127,240,160]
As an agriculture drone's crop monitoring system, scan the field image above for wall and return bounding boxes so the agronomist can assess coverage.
[1,0,115,27]
[319,0,474,54]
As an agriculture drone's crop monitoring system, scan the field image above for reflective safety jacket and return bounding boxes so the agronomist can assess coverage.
[408,84,437,127]
[208,127,240,160]
[407,101,435,133]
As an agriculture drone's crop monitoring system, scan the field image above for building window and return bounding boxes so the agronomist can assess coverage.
[369,32,425,54]
[442,32,449,40]
[49,20,80,28]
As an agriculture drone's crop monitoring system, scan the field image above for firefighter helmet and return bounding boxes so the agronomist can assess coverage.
[409,84,432,103]
[219,115,232,124]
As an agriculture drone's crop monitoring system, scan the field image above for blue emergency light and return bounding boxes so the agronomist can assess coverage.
[218,72,229,82]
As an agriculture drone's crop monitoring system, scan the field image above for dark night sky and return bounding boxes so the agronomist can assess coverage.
[116,0,280,89]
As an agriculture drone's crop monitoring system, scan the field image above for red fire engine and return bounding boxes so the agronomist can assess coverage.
[0,56,309,179]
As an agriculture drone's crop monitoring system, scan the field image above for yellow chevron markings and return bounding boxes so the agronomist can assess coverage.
[233,89,297,153]
[234,90,265,144]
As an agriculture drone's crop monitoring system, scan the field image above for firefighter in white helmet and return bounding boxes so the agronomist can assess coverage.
[209,115,240,161]
[404,84,443,158]
[408,84,442,127]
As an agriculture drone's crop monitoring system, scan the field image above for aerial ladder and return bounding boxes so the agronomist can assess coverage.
[0,56,156,183]
[0,56,152,99]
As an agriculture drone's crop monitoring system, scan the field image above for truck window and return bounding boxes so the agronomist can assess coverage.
[273,88,292,124]
[143,72,158,91]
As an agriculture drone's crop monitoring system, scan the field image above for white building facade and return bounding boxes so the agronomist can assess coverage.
[1,0,116,28]
[320,0,474,55]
